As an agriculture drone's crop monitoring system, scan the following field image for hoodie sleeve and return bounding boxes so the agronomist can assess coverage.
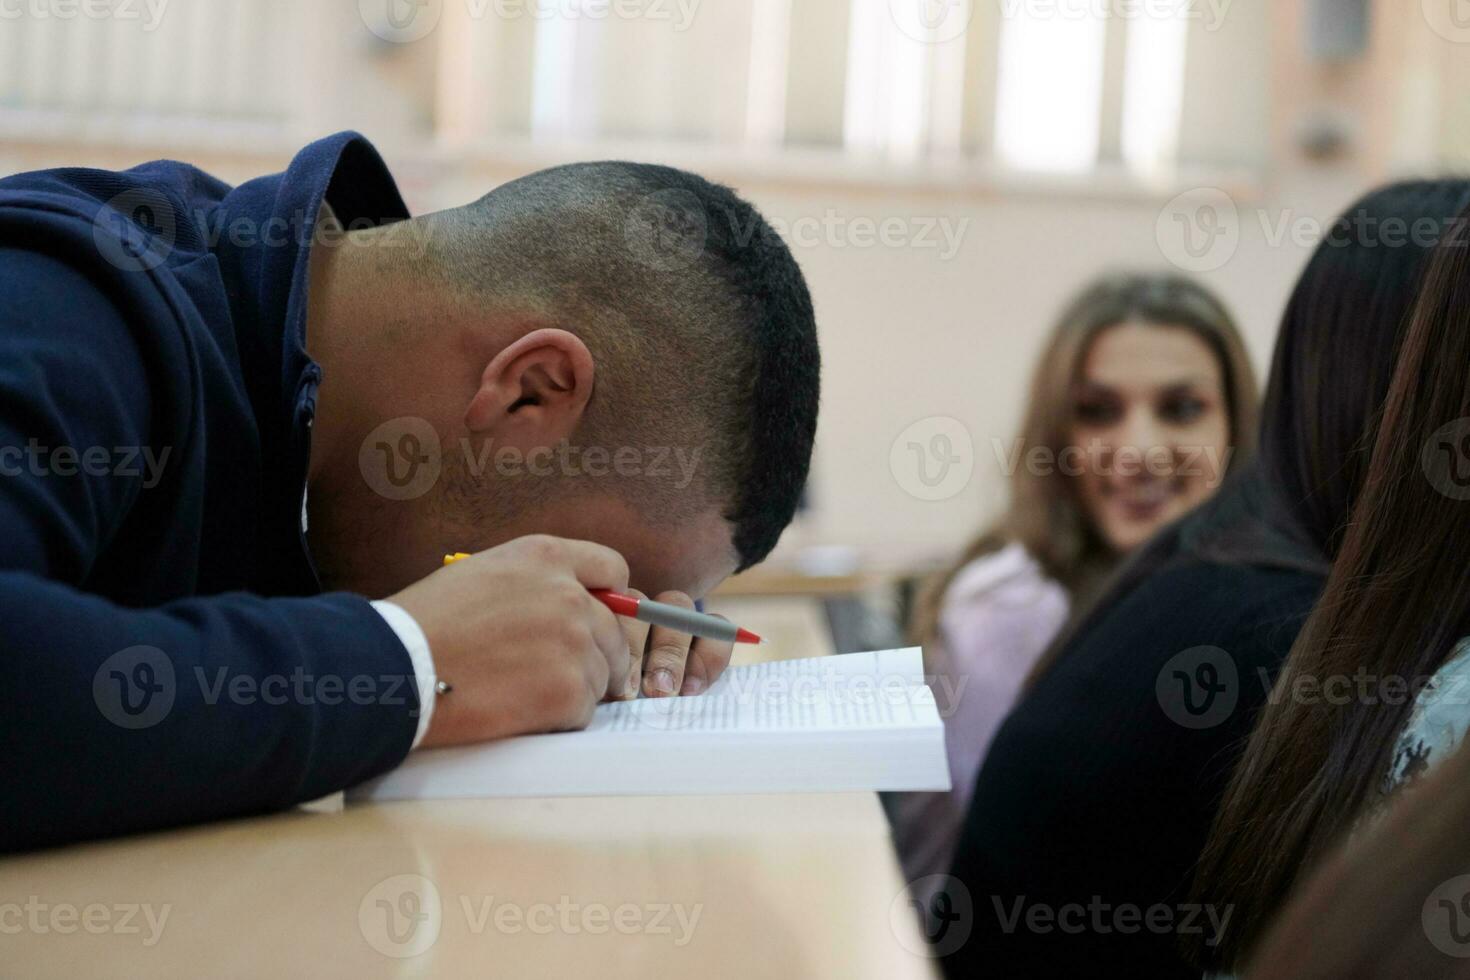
[0,246,422,852]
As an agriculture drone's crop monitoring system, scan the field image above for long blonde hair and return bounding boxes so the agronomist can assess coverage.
[911,272,1258,648]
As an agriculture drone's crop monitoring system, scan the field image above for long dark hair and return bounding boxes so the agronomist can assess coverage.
[1026,180,1470,688]
[1187,199,1470,968]
[911,272,1257,649]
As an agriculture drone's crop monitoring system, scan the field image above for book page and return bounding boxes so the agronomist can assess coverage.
[348,648,948,801]
[590,664,935,734]
[705,646,924,698]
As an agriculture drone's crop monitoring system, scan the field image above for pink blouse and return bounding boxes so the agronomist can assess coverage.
[889,543,1071,901]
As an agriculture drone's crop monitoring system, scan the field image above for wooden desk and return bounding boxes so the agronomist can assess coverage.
[0,793,937,979]
[0,640,938,979]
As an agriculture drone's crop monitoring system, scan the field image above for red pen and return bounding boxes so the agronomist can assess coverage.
[443,553,764,644]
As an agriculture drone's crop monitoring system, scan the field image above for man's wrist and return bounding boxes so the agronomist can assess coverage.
[370,599,436,749]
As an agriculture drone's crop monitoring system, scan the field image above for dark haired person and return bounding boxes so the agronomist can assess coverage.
[0,133,820,851]
[937,179,1470,978]
[1187,203,1470,972]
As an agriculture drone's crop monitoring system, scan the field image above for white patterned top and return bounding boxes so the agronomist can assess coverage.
[1382,638,1470,794]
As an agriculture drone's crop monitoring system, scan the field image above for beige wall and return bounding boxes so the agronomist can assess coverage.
[4,0,1470,572]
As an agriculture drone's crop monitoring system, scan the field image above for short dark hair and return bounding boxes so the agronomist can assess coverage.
[427,161,820,570]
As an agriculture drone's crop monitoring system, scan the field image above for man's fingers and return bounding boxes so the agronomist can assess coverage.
[614,590,651,700]
[642,591,696,698]
[585,593,632,699]
[541,536,630,592]
[681,617,734,695]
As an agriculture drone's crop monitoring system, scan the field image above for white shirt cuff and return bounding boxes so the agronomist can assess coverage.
[370,599,436,750]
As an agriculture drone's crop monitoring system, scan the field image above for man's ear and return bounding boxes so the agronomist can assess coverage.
[464,328,594,446]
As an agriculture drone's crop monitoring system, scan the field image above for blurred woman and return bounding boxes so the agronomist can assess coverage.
[890,273,1258,900]
[939,179,1470,979]
[1187,202,1470,972]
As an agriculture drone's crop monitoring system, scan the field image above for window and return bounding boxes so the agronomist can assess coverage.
[993,5,1108,173]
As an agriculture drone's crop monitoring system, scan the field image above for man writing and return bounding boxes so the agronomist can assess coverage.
[0,132,820,851]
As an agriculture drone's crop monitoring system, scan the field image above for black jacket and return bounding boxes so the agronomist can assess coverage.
[939,556,1323,978]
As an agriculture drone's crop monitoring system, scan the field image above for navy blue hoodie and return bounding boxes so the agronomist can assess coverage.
[0,133,424,851]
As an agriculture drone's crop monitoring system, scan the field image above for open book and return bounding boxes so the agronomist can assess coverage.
[348,647,950,801]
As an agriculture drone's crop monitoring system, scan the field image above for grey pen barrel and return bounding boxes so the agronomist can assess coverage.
[633,600,739,642]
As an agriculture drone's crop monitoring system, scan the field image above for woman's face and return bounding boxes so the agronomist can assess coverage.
[1067,321,1233,554]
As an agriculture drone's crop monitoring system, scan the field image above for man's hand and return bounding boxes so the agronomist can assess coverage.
[626,591,734,698]
[389,535,633,749]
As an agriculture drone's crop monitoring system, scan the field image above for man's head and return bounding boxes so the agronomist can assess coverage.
[310,162,820,599]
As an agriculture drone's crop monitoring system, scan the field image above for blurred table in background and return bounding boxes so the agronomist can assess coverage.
[708,562,910,659]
